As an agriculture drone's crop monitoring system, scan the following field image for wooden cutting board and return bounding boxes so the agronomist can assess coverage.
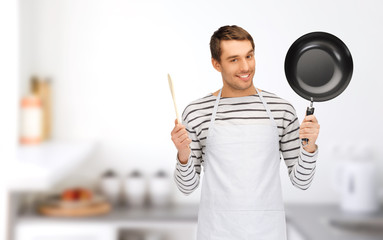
[38,201,111,217]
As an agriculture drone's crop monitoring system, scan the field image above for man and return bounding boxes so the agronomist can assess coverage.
[171,25,319,240]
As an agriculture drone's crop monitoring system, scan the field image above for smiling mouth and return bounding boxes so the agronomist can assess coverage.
[239,74,250,78]
[237,74,251,80]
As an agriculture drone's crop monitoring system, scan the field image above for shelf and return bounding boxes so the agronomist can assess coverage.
[7,141,95,191]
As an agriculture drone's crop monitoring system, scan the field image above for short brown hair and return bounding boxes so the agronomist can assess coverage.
[210,25,255,62]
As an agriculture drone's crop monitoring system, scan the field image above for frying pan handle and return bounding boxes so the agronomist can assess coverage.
[302,105,315,147]
[306,106,315,115]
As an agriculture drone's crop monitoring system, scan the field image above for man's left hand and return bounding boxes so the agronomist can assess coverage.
[299,115,320,153]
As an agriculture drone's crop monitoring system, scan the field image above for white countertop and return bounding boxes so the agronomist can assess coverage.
[7,141,95,191]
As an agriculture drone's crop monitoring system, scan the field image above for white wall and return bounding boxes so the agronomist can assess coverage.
[19,0,383,204]
[1,0,19,238]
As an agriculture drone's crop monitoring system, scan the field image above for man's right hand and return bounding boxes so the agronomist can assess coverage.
[171,119,191,164]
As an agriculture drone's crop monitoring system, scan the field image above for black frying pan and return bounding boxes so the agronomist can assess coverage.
[284,32,353,145]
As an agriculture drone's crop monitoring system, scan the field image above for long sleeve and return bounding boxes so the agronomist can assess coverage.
[280,107,318,190]
[173,111,202,195]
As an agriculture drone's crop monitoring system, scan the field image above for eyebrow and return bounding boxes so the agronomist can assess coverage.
[226,49,254,60]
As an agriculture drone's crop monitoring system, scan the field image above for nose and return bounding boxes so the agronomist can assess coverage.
[240,59,250,72]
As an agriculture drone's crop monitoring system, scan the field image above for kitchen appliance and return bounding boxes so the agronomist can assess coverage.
[284,31,353,145]
[335,159,379,213]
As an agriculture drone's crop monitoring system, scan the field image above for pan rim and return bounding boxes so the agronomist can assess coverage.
[285,31,353,102]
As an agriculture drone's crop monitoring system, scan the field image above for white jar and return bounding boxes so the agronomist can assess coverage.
[148,170,172,208]
[124,170,147,208]
[19,95,42,145]
[100,170,121,205]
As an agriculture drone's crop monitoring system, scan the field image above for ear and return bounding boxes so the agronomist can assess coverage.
[211,58,222,72]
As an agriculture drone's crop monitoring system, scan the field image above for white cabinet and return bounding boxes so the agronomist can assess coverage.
[15,222,116,240]
[15,222,197,240]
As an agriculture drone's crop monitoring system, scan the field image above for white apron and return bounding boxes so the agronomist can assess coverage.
[196,88,287,240]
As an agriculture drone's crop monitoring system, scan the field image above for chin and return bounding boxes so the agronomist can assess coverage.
[236,84,253,91]
[242,80,254,89]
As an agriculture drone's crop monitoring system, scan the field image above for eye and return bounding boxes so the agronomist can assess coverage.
[231,59,237,62]
[246,55,252,59]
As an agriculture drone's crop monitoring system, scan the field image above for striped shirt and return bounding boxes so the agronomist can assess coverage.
[174,90,318,195]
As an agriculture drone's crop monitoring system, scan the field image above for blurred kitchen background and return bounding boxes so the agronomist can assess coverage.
[1,0,383,239]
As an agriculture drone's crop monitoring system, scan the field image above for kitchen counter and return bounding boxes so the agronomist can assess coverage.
[16,203,383,240]
[285,203,383,240]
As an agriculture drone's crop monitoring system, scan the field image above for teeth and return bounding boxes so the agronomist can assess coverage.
[240,75,249,78]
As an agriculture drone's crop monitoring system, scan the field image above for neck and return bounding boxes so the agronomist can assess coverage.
[213,85,260,97]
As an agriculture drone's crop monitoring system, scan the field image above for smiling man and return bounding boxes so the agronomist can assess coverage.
[171,25,320,240]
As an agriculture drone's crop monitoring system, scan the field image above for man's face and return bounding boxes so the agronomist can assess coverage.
[212,40,255,92]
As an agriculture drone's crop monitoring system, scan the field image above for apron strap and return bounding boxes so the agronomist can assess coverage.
[257,88,277,127]
[209,88,222,131]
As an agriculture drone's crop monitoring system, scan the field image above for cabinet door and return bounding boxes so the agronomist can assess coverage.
[15,223,116,240]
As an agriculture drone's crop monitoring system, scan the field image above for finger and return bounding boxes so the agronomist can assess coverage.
[175,135,191,149]
[171,124,186,135]
[180,136,192,146]
[301,127,320,135]
[178,133,189,144]
[299,133,318,140]
[173,132,188,146]
[180,139,192,149]
[300,122,320,129]
[299,127,319,134]
[181,140,192,149]
[303,115,318,123]
[301,119,320,127]
[171,126,180,136]
[174,129,188,139]
[303,115,317,122]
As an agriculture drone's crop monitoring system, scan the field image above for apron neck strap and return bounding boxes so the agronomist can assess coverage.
[209,88,222,130]
[257,89,277,127]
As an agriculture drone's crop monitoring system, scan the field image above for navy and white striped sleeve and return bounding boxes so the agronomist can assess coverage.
[280,105,318,190]
[173,109,202,195]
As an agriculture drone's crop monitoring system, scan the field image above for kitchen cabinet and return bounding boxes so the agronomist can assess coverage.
[15,222,196,240]
[15,223,116,240]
